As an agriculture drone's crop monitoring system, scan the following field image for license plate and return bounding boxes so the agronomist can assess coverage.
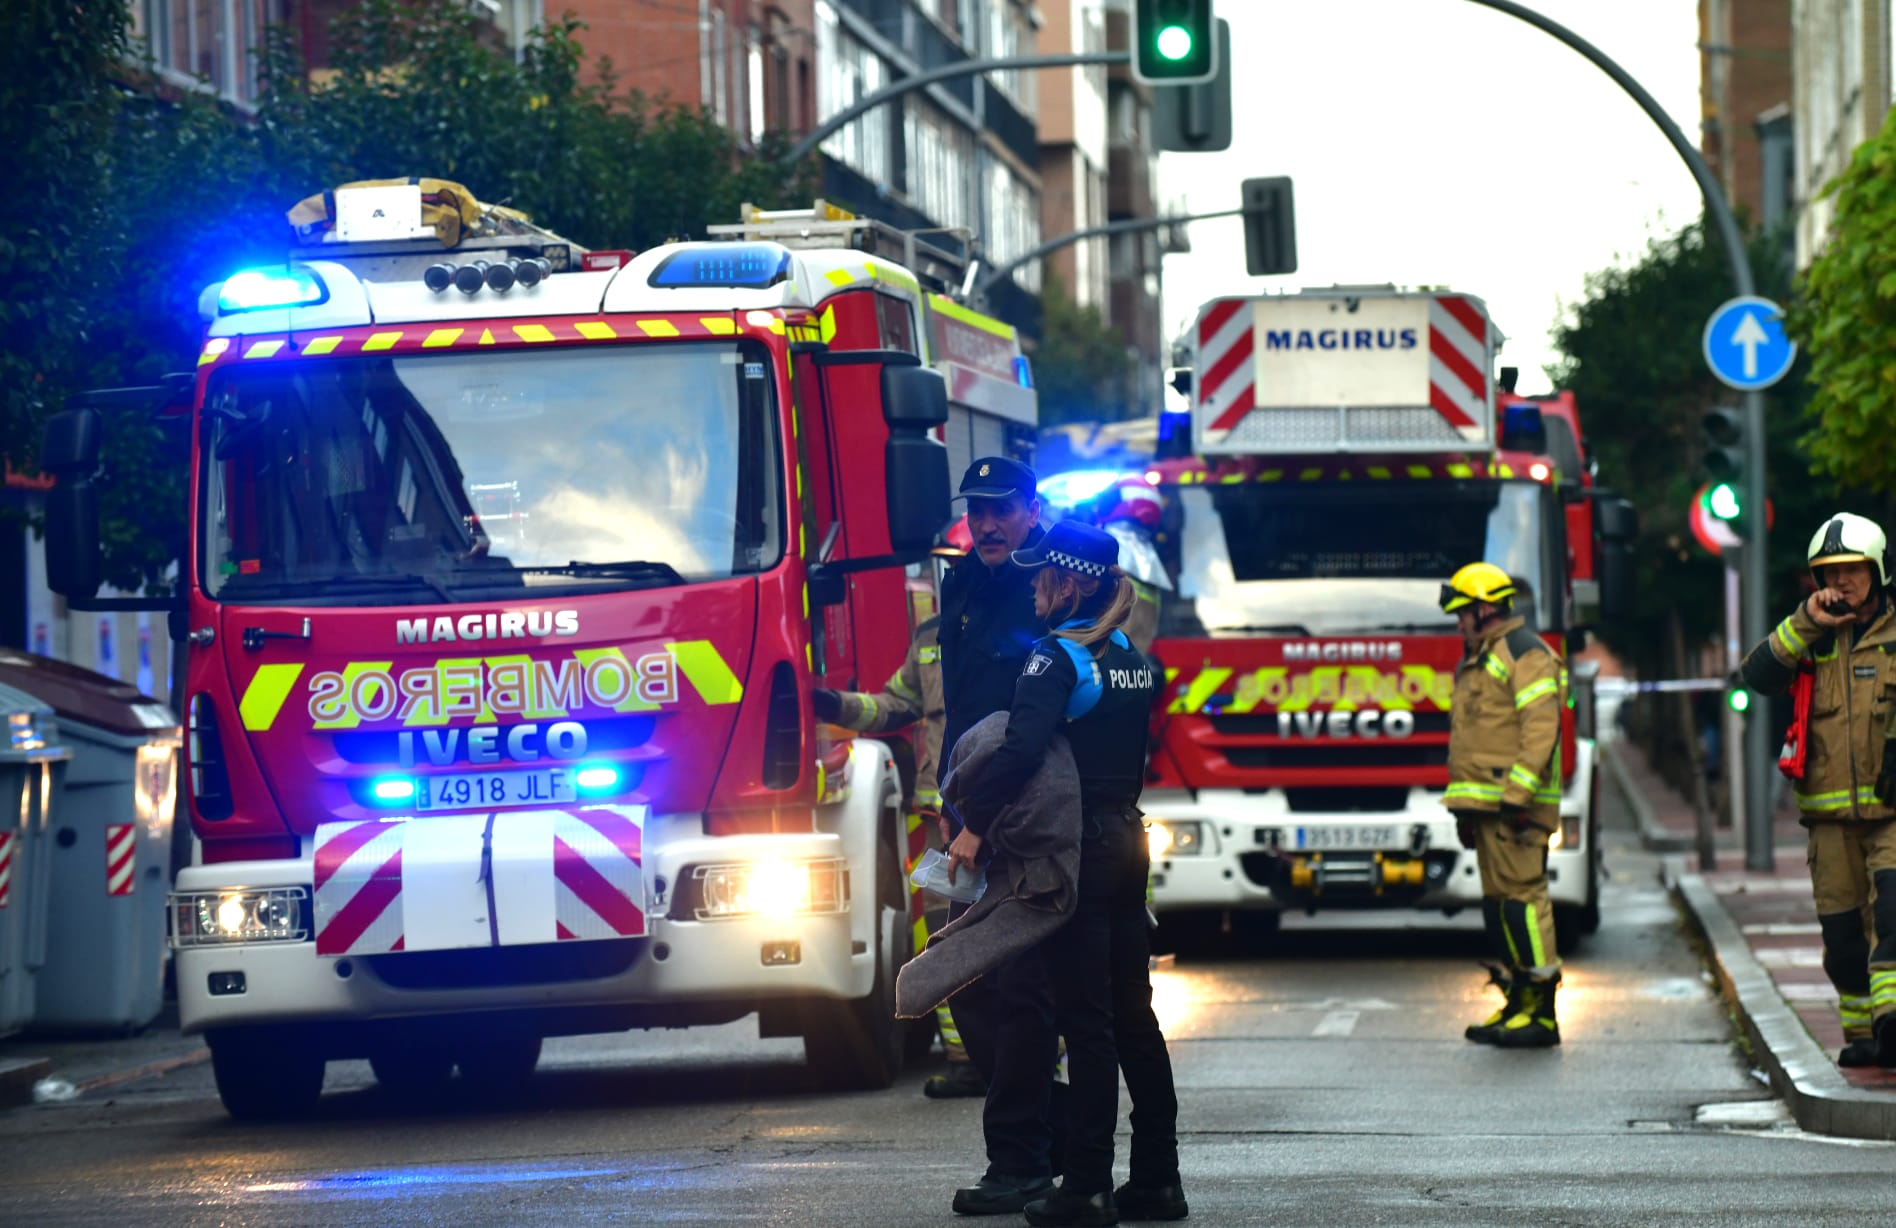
[1293,825,1398,851]
[417,768,577,811]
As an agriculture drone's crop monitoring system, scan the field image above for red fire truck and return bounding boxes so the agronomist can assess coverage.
[36,186,1033,1117]
[1141,288,1636,948]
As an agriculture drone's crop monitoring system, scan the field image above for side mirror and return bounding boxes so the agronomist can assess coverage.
[1594,494,1638,624]
[41,408,105,600]
[881,363,949,430]
[882,366,950,554]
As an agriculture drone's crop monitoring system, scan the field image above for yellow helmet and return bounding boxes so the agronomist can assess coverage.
[1440,562,1516,612]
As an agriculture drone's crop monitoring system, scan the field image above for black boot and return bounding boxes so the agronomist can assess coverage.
[1839,1037,1880,1068]
[1490,972,1561,1048]
[1025,1186,1119,1227]
[1113,1181,1189,1221]
[1876,1013,1896,1067]
[953,1174,1055,1216]
[924,1061,987,1099]
[1464,963,1519,1044]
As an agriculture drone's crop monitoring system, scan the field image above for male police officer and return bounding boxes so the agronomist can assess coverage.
[1442,562,1568,1048]
[934,457,1060,1215]
[1741,513,1896,1067]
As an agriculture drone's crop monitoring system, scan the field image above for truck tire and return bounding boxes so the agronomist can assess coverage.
[456,1033,542,1097]
[804,821,906,1091]
[209,1029,324,1121]
[370,1044,456,1097]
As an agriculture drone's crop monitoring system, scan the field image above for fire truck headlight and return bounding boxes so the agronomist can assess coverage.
[173,888,310,946]
[690,859,849,921]
[1148,820,1206,858]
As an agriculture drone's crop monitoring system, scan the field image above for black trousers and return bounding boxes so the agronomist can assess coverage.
[1046,811,1182,1194]
[950,900,1063,1181]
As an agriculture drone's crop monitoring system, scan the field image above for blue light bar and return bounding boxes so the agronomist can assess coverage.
[370,776,415,803]
[218,267,328,314]
[1013,356,1035,389]
[1038,469,1123,508]
[575,763,621,793]
[649,243,792,290]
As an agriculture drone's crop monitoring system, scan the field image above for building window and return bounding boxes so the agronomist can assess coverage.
[905,98,973,231]
[748,28,768,144]
[816,1,893,186]
[984,156,1041,294]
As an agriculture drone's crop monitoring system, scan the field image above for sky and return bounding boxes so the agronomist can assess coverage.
[1157,0,1707,399]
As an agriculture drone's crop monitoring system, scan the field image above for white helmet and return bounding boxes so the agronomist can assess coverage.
[1808,513,1889,587]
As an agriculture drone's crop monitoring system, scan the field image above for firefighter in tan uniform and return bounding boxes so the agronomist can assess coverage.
[814,607,986,1098]
[1441,563,1567,1048]
[1740,513,1896,1068]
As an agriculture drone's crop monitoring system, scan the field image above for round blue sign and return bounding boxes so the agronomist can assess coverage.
[1702,295,1796,391]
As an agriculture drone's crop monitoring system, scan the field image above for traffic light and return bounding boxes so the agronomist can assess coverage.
[1241,177,1298,276]
[1727,686,1751,714]
[1152,19,1232,151]
[1701,407,1746,532]
[1134,0,1217,85]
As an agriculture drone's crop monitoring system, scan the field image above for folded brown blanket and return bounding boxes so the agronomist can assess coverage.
[894,710,1081,1018]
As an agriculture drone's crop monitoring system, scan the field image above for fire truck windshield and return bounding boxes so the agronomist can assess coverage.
[199,342,782,604]
[1160,480,1563,638]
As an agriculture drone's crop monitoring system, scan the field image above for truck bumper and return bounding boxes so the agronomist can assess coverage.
[171,821,873,1038]
[1145,741,1596,915]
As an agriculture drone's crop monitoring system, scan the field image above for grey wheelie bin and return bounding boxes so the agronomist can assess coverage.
[0,653,179,1034]
[0,677,70,1038]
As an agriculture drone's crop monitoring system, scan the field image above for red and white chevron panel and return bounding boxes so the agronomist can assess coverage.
[106,823,136,896]
[314,820,407,956]
[1194,293,1492,449]
[0,830,13,908]
[552,808,645,941]
[314,807,647,957]
[1426,294,1491,436]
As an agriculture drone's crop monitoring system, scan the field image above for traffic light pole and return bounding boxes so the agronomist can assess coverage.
[1461,0,1774,872]
[784,52,1130,165]
[969,209,1244,304]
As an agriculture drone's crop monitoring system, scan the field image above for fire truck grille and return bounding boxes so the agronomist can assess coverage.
[1221,744,1448,770]
[367,939,645,989]
[1283,787,1412,813]
[1219,406,1465,451]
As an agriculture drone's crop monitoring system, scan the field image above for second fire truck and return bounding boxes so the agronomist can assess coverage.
[1141,288,1636,948]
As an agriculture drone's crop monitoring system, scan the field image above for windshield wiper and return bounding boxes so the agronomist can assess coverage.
[1208,623,1312,635]
[515,559,686,586]
[222,571,458,602]
[1332,622,1456,635]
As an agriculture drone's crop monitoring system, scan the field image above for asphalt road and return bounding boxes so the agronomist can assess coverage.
[3,783,1892,1226]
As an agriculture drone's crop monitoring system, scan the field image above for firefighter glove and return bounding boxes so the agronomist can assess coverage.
[811,688,843,723]
[1500,803,1530,833]
[1456,816,1478,850]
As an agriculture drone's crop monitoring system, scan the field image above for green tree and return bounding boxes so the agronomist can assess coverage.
[2,0,811,595]
[1033,272,1136,427]
[1789,103,1896,489]
[1549,218,1839,675]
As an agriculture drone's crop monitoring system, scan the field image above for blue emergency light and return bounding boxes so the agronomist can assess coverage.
[1499,403,1548,454]
[574,763,622,794]
[649,243,793,290]
[218,267,329,313]
[1038,469,1123,508]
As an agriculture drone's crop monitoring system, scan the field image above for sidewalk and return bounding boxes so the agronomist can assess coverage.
[0,1003,208,1110]
[1605,738,1896,1139]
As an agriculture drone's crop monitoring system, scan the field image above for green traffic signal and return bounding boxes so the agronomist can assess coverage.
[1157,24,1193,60]
[1708,482,1742,521]
[1134,0,1215,84]
[1728,687,1751,714]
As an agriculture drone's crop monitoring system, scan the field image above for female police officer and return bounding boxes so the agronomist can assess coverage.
[947,519,1186,1227]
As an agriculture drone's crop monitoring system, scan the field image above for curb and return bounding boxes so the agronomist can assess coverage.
[1599,740,1693,853]
[0,1057,53,1110]
[1676,872,1896,1140]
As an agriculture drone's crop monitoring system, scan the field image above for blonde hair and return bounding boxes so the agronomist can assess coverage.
[1037,566,1138,651]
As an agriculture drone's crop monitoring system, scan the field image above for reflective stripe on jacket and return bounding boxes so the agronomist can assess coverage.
[1445,617,1565,829]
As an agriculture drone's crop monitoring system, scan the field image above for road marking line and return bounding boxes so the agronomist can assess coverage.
[1312,1009,1360,1038]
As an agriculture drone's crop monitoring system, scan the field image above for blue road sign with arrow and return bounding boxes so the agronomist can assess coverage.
[1703,295,1796,390]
